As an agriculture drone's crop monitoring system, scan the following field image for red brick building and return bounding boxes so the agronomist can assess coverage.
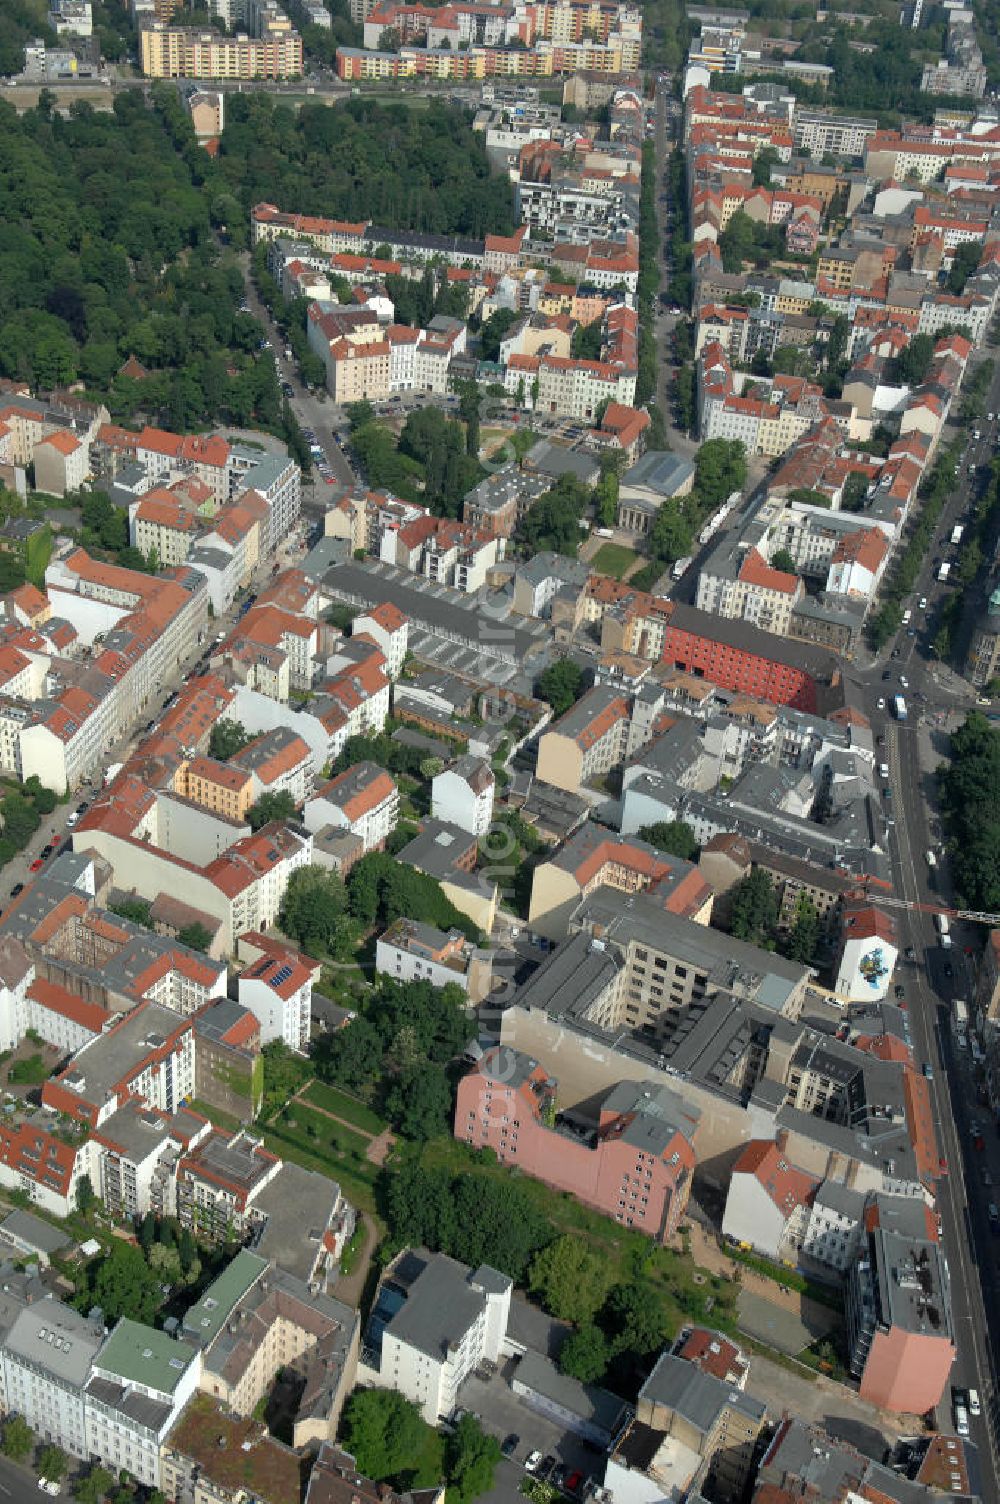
[455,1045,698,1242]
[659,603,838,711]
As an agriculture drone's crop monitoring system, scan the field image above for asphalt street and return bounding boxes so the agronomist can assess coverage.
[855,355,1000,1498]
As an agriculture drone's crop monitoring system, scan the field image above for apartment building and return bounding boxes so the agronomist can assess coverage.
[84,1319,200,1488]
[431,756,495,836]
[2,1302,105,1462]
[304,762,398,852]
[845,1214,955,1413]
[457,1046,698,1241]
[237,941,313,1051]
[793,111,877,160]
[351,602,408,678]
[43,1000,197,1129]
[375,917,486,998]
[535,685,631,793]
[179,755,256,822]
[140,21,304,77]
[527,824,713,942]
[696,544,803,637]
[534,354,637,420]
[614,1351,767,1503]
[721,1138,818,1260]
[361,1250,511,1424]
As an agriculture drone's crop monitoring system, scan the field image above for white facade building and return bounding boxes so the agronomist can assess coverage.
[431,756,495,837]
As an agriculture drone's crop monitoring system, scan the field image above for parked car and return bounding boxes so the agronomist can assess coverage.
[9,883,23,898]
[565,1473,584,1495]
[923,1063,933,1080]
[525,1453,543,1475]
[501,1435,519,1459]
[538,1456,557,1481]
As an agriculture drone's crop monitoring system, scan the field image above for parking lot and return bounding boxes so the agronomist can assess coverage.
[459,1361,605,1482]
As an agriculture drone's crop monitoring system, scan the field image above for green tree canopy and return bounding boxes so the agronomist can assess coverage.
[729,869,778,949]
[535,660,584,718]
[80,1241,162,1325]
[558,1323,610,1383]
[279,865,350,956]
[637,822,699,861]
[528,1235,611,1323]
[247,789,297,831]
[341,1389,439,1484]
[209,719,251,760]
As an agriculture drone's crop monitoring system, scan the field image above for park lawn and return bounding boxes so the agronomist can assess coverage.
[416,1138,739,1337]
[263,1123,378,1215]
[302,1080,386,1135]
[279,1099,371,1158]
[591,542,639,580]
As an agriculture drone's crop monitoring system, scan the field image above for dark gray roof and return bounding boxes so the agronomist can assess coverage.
[640,1352,765,1433]
[623,450,696,497]
[0,1210,70,1257]
[384,1253,498,1361]
[514,1350,628,1437]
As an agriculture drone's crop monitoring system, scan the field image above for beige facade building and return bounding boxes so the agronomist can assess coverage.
[536,684,631,793]
[140,23,304,79]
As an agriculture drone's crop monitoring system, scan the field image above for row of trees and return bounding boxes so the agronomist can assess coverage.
[938,713,1000,911]
[647,438,748,567]
[869,437,963,648]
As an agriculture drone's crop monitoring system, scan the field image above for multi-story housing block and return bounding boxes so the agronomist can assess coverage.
[140,21,304,77]
[457,1046,698,1240]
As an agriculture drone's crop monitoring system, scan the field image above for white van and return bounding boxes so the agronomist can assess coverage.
[955,1401,970,1438]
[902,608,912,625]
[935,912,950,936]
[926,850,937,868]
[969,1388,982,1418]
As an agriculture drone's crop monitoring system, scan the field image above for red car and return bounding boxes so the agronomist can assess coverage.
[29,858,43,872]
[939,1156,949,1175]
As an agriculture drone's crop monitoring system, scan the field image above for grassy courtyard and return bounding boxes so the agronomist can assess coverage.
[591,541,639,580]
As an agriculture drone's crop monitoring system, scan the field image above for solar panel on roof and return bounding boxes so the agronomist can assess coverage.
[269,965,294,989]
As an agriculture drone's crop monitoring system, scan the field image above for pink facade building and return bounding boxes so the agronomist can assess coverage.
[455,1045,698,1242]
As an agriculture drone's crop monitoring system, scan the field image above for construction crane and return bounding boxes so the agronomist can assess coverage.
[850,883,1000,928]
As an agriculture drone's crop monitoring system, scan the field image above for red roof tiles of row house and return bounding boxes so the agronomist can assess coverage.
[135,492,200,532]
[211,503,259,549]
[256,568,316,616]
[75,774,158,840]
[157,673,234,748]
[199,1001,259,1050]
[738,549,800,595]
[186,754,254,794]
[204,821,307,901]
[253,202,367,236]
[831,528,889,573]
[39,429,81,457]
[59,546,154,601]
[27,977,109,1035]
[125,944,222,998]
[363,601,407,633]
[6,582,48,619]
[242,950,312,1001]
[330,252,402,276]
[485,226,527,254]
[734,1139,818,1217]
[507,353,541,374]
[231,730,311,786]
[238,604,316,648]
[674,1327,749,1385]
[386,323,421,345]
[319,763,397,821]
[167,473,216,509]
[0,1117,78,1199]
[0,646,31,687]
[935,332,973,362]
[906,1065,941,1189]
[853,1032,913,1066]
[540,354,634,380]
